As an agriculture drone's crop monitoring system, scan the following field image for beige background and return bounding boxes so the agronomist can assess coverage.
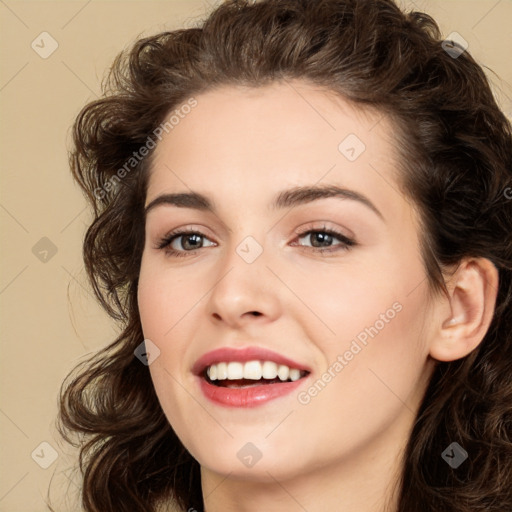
[0,1,511,511]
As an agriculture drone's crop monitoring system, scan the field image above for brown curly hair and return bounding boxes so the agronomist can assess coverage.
[57,0,512,511]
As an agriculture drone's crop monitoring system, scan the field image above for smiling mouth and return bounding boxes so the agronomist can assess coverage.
[203,360,309,388]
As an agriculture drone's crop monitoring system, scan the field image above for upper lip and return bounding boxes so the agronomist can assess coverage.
[192,347,311,376]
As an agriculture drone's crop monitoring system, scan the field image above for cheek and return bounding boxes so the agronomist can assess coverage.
[288,248,432,407]
[138,266,204,446]
[282,249,426,346]
[310,278,432,417]
[137,263,206,407]
[137,260,203,340]
[291,288,432,464]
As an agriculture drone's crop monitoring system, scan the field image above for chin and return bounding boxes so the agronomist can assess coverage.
[187,431,315,483]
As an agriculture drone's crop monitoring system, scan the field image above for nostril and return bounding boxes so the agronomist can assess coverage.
[249,311,262,316]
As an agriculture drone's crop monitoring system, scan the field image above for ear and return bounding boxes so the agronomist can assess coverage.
[429,258,499,362]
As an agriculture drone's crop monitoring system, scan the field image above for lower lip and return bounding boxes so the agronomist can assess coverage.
[197,376,305,407]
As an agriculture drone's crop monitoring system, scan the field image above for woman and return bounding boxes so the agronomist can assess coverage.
[58,0,512,511]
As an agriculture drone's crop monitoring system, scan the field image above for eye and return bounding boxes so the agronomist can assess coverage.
[293,228,355,253]
[155,226,355,258]
[156,229,216,257]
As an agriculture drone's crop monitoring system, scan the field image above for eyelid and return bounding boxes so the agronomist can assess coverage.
[292,221,355,241]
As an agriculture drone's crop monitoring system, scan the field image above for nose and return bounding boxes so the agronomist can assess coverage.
[206,244,282,329]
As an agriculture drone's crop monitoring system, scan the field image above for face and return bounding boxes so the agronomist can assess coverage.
[137,81,438,483]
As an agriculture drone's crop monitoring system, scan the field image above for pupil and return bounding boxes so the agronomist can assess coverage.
[183,234,202,250]
[311,232,332,247]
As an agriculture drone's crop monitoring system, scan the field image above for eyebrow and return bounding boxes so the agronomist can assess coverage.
[144,184,383,220]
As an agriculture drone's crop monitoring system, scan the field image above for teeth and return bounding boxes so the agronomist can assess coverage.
[277,364,289,381]
[227,361,244,380]
[244,360,262,380]
[262,361,278,379]
[289,369,301,381]
[217,362,228,380]
[206,360,305,382]
[207,364,217,380]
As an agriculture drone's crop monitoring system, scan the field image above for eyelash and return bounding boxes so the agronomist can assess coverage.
[155,226,356,258]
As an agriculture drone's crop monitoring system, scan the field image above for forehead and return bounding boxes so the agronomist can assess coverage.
[146,81,403,210]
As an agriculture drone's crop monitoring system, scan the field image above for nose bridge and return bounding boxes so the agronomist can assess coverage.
[207,233,281,325]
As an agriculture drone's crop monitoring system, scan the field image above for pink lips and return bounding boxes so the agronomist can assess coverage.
[193,347,310,408]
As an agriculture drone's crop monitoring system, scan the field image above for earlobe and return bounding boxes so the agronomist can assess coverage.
[429,258,498,362]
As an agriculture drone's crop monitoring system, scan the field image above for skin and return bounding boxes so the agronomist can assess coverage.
[137,81,498,512]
